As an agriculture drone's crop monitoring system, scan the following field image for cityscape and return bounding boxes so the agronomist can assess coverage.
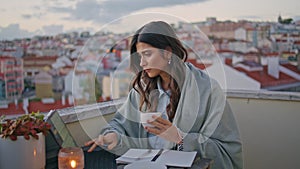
[0,16,300,115]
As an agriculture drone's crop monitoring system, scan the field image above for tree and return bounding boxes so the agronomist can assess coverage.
[280,18,293,24]
[94,78,102,102]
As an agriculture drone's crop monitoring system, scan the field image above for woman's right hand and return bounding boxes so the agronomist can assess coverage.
[84,132,118,152]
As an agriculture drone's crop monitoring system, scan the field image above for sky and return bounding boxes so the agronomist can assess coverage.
[0,0,300,40]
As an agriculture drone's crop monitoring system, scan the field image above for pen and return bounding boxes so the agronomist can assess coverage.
[136,149,152,161]
[151,149,164,162]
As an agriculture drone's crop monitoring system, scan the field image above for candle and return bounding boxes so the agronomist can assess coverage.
[58,147,84,169]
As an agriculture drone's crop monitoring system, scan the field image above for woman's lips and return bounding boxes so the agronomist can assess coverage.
[144,69,151,73]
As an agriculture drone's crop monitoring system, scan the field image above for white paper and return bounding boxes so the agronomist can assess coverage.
[156,150,197,167]
[116,149,160,163]
[116,149,197,167]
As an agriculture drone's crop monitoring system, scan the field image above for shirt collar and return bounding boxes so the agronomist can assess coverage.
[157,78,171,97]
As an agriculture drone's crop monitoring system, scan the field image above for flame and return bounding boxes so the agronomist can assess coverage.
[70,160,77,168]
[33,148,37,157]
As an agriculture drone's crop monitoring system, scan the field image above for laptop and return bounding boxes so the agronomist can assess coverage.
[44,110,77,148]
[44,110,116,169]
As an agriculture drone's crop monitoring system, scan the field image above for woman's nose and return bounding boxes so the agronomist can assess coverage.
[140,57,146,67]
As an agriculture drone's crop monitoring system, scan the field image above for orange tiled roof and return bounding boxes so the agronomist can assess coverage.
[281,63,300,74]
[0,100,73,116]
[235,66,298,88]
[225,58,299,88]
[0,103,24,115]
[187,59,211,70]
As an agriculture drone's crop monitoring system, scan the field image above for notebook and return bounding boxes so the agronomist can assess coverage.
[116,149,197,168]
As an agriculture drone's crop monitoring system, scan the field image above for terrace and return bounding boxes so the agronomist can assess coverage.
[45,89,300,169]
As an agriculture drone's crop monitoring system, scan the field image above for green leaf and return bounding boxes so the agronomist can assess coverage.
[0,115,5,133]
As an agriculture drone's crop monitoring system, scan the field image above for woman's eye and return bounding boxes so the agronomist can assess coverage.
[143,52,151,57]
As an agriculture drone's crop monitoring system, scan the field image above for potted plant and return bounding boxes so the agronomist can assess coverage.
[0,112,51,169]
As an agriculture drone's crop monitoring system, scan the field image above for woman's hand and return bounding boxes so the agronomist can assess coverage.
[84,132,118,152]
[144,115,181,144]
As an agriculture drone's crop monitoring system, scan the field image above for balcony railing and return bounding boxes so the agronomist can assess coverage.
[6,90,300,169]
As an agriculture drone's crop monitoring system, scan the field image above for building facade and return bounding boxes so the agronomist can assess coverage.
[0,56,24,100]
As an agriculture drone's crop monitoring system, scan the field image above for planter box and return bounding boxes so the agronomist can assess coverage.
[0,132,45,169]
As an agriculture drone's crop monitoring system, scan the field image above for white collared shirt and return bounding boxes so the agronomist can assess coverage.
[148,79,170,149]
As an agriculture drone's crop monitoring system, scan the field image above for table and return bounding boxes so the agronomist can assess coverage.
[47,145,212,169]
[117,157,213,169]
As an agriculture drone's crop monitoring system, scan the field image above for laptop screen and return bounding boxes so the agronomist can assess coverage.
[45,110,77,148]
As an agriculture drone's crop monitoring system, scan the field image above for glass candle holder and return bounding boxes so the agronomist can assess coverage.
[58,147,84,169]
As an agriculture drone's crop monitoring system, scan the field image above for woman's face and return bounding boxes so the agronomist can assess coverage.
[136,42,170,78]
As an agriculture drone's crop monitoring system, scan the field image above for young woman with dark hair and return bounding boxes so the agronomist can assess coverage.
[86,21,243,169]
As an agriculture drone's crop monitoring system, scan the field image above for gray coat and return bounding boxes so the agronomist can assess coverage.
[101,63,243,169]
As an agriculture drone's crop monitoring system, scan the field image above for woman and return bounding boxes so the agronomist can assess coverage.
[86,21,243,169]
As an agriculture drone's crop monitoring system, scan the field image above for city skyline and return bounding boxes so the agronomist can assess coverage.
[1,0,300,40]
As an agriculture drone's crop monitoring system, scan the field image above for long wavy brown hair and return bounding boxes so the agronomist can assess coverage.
[129,21,187,122]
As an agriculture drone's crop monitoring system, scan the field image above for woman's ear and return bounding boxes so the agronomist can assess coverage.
[164,46,172,60]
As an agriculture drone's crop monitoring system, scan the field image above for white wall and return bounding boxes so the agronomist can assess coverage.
[206,60,261,91]
[235,28,246,40]
[227,96,300,169]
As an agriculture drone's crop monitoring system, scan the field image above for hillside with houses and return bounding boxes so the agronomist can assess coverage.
[1,16,299,115]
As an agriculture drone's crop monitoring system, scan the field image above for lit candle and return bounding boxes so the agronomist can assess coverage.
[58,147,84,169]
[70,160,77,168]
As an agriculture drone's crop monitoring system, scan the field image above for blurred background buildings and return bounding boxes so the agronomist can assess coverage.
[0,16,300,115]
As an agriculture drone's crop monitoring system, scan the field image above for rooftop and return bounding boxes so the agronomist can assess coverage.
[2,90,300,169]
[56,90,300,169]
[235,66,298,88]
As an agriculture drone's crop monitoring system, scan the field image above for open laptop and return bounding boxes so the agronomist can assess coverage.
[44,110,77,148]
[44,110,116,169]
[44,110,79,169]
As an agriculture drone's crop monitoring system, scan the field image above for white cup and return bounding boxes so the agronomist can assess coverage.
[140,112,162,127]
